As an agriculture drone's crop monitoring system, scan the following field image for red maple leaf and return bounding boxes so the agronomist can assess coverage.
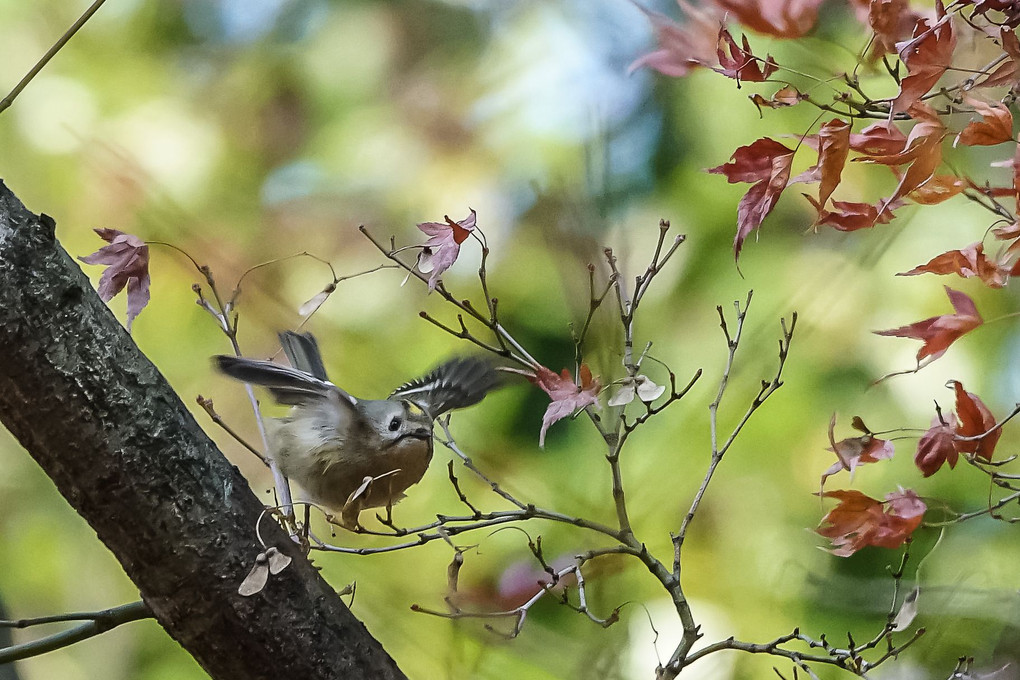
[890,2,956,115]
[805,197,898,232]
[817,488,926,557]
[529,364,601,447]
[629,1,721,77]
[955,97,1014,147]
[849,122,908,156]
[858,108,946,208]
[906,174,965,205]
[714,0,824,38]
[714,28,778,84]
[914,381,1000,476]
[975,28,1020,88]
[78,228,151,332]
[898,242,1012,288]
[708,138,795,260]
[416,209,477,291]
[821,414,894,489]
[915,412,958,477]
[861,0,919,56]
[874,286,983,365]
[950,380,1001,462]
[800,119,851,211]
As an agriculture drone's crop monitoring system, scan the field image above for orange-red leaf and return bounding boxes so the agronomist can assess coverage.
[898,242,1010,288]
[629,1,721,77]
[821,414,895,490]
[874,286,983,363]
[975,28,1020,88]
[915,412,957,477]
[853,107,946,206]
[849,122,907,156]
[709,138,795,260]
[891,3,956,115]
[806,197,898,232]
[529,364,602,447]
[950,380,1001,461]
[817,488,926,557]
[907,174,965,205]
[714,0,824,38]
[955,97,1014,147]
[714,28,778,84]
[814,119,851,208]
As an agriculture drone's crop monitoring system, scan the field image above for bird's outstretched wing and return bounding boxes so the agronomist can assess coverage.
[214,331,356,408]
[278,331,330,381]
[390,356,500,418]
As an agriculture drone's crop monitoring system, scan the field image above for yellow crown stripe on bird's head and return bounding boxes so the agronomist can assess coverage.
[404,400,426,417]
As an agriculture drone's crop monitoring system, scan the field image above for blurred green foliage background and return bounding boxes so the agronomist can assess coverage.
[1,0,1019,678]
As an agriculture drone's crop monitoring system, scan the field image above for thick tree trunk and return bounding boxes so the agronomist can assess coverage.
[0,180,406,680]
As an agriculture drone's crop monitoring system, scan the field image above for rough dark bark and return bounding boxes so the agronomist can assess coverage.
[0,180,406,680]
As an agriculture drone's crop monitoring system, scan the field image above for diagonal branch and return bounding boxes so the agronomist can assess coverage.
[0,180,405,680]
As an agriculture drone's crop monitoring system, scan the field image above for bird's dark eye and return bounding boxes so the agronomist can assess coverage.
[388,416,402,432]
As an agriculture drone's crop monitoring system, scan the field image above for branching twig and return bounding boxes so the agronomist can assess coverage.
[0,601,153,664]
[196,395,268,465]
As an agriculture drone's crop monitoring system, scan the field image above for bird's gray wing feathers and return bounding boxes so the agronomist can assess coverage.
[279,331,330,381]
[390,356,499,418]
[215,355,357,408]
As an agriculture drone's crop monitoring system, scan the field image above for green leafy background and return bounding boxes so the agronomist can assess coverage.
[0,0,1017,678]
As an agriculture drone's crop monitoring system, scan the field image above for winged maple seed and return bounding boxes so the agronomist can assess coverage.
[749,86,807,114]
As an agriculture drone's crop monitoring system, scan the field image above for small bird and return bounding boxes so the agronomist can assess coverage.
[216,331,499,526]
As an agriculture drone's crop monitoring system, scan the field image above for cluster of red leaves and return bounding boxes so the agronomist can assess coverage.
[915,381,1000,476]
[817,417,922,556]
[78,228,151,332]
[817,380,1001,555]
[528,365,602,447]
[634,0,1020,274]
[633,0,1020,561]
[630,0,826,79]
[817,488,926,557]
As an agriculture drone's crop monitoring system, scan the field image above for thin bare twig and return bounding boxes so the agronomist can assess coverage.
[0,0,110,114]
[0,601,152,664]
[196,395,268,465]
